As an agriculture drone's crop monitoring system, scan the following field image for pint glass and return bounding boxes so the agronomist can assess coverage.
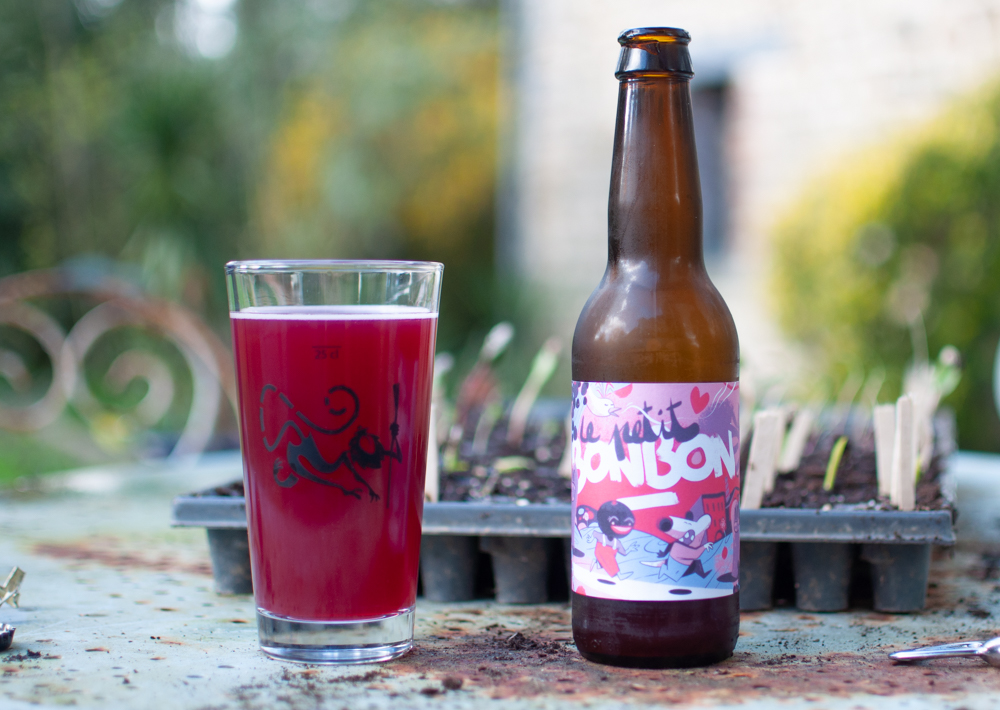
[225,260,442,663]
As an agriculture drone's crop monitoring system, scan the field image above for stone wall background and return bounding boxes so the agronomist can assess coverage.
[499,0,1000,384]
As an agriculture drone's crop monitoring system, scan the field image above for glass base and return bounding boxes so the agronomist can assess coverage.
[257,607,414,664]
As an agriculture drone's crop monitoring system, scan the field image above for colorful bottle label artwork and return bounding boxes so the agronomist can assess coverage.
[570,381,740,602]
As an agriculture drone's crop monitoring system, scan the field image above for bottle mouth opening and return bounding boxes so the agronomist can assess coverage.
[618,27,691,47]
[616,28,693,79]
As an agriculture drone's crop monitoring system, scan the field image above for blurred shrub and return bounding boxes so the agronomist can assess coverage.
[247,1,502,352]
[0,0,247,313]
[772,79,1000,451]
[0,0,504,354]
[0,0,518,475]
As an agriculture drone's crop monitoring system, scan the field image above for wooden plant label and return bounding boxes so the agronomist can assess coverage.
[873,403,896,498]
[890,395,917,511]
[742,410,785,510]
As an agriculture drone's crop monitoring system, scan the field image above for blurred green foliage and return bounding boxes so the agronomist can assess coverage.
[0,430,81,486]
[0,0,534,477]
[772,79,1000,451]
[0,0,504,351]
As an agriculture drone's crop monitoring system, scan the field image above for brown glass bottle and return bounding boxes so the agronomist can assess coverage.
[571,28,740,668]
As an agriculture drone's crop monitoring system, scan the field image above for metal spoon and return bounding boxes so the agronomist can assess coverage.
[889,636,1000,667]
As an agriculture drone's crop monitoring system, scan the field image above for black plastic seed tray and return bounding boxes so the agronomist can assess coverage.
[421,503,572,603]
[172,493,955,610]
[170,492,573,601]
[740,508,955,613]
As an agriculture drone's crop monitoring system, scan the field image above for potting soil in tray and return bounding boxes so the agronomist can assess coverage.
[760,434,951,511]
[441,418,951,512]
[439,413,571,504]
[199,405,952,511]
[190,419,954,513]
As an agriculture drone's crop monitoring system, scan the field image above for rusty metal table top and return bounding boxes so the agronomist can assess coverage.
[1,452,999,710]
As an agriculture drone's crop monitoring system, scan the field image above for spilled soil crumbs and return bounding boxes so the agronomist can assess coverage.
[394,628,1000,704]
[32,538,212,576]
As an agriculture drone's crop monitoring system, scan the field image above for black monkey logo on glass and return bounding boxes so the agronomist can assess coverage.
[259,383,402,505]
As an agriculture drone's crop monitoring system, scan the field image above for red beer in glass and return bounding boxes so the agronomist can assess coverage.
[226,262,442,664]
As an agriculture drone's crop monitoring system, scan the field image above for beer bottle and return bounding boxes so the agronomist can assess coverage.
[570,27,740,668]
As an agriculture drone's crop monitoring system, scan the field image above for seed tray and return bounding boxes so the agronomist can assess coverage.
[171,492,955,610]
[170,493,573,601]
[739,507,955,612]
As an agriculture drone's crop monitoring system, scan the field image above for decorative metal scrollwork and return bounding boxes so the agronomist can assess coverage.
[0,267,237,459]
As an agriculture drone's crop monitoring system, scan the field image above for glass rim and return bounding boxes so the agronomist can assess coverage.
[225,259,444,275]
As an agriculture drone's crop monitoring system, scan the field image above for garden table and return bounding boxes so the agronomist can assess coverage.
[1,451,999,709]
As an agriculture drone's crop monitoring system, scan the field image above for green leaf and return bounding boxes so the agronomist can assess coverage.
[824,436,849,492]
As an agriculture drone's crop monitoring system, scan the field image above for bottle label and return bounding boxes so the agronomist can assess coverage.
[570,381,740,602]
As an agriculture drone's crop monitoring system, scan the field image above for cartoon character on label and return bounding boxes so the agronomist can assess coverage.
[643,513,714,582]
[592,501,640,579]
[570,380,740,601]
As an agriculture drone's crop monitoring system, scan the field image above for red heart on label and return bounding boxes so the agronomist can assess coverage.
[691,387,709,414]
[614,384,633,398]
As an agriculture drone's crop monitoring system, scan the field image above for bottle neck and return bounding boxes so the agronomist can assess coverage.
[607,76,704,274]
